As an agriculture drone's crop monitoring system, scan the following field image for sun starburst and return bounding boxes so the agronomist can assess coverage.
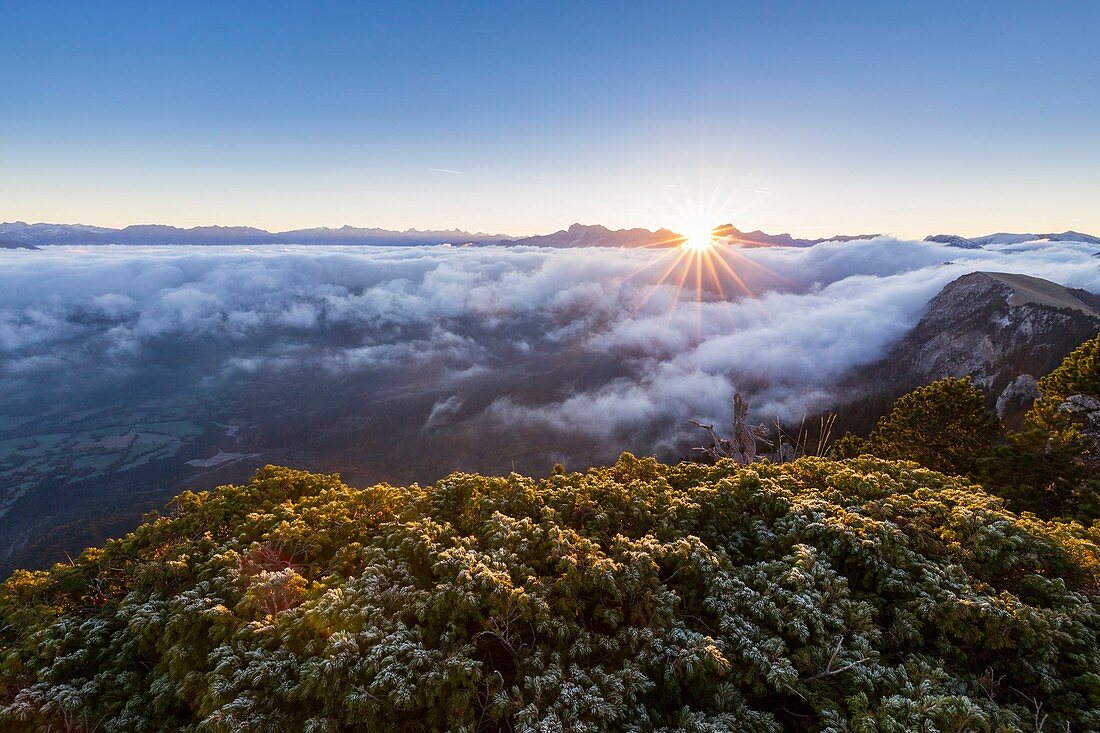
[677,216,719,252]
[616,190,794,349]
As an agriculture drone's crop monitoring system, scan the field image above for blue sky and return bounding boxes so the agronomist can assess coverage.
[2,1,1098,237]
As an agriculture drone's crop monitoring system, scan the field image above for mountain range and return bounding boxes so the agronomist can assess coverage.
[711,224,884,247]
[501,223,683,248]
[925,231,1100,248]
[500,223,886,248]
[0,222,509,247]
[4,220,1100,249]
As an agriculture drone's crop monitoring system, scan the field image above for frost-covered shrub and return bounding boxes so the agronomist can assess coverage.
[0,455,1098,732]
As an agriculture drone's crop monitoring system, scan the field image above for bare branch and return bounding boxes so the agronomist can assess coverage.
[800,637,869,683]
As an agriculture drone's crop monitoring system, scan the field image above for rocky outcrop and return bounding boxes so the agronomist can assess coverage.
[997,374,1041,423]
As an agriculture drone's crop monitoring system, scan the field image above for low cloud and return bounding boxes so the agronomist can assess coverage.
[1,237,1098,461]
[424,395,465,431]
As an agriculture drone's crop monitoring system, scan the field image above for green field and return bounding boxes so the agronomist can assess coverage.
[0,419,205,513]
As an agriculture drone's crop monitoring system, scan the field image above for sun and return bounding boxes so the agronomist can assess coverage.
[677,217,719,251]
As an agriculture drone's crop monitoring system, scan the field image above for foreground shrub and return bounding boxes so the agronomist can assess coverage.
[0,456,1098,732]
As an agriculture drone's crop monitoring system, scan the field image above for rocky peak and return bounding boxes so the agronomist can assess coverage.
[837,271,1100,433]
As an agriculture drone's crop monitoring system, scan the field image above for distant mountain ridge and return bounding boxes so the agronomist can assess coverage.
[0,239,39,250]
[5,220,1100,249]
[713,224,882,248]
[501,223,884,249]
[0,221,511,247]
[502,223,683,248]
[1,220,884,249]
[925,231,1100,248]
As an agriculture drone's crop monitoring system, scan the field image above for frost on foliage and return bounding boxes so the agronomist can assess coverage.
[0,457,1097,731]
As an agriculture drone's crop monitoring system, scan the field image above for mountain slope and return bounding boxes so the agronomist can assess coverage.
[839,271,1100,430]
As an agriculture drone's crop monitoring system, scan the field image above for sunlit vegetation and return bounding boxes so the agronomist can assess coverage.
[838,333,1100,523]
[993,333,1100,521]
[833,377,1000,478]
[1,451,1098,731]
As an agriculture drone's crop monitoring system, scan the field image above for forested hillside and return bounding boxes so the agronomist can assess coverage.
[1,453,1098,732]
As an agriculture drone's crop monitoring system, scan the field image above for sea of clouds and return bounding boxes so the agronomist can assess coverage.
[2,237,1098,457]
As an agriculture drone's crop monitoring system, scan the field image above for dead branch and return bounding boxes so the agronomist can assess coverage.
[690,393,771,464]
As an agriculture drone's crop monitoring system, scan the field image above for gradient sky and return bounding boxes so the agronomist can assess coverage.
[2,1,1099,238]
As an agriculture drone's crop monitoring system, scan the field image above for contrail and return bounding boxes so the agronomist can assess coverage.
[431,168,463,175]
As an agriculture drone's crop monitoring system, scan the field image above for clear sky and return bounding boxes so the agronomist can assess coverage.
[2,1,1098,238]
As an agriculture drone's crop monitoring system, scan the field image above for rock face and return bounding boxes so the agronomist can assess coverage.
[839,271,1100,432]
[874,272,1098,392]
[996,374,1041,422]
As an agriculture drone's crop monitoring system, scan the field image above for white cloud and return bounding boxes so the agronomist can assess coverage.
[1,237,1097,457]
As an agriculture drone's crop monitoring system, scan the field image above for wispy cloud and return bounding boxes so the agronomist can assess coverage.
[430,168,463,175]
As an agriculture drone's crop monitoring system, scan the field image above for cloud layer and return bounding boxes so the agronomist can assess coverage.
[2,238,1098,461]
